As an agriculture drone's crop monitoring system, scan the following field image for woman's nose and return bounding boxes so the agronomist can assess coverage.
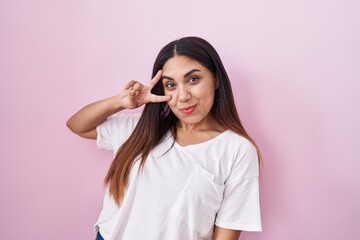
[178,86,191,102]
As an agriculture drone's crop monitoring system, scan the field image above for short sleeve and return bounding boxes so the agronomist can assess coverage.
[96,113,141,153]
[215,139,262,231]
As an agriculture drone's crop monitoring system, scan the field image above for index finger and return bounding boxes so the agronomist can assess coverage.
[149,94,172,103]
[147,70,163,90]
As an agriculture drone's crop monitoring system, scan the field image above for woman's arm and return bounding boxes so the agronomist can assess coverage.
[213,225,241,240]
[66,70,170,139]
[66,95,124,139]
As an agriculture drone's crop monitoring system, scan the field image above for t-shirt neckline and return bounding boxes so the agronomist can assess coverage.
[172,130,231,149]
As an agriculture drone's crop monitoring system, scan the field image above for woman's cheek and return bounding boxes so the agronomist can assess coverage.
[165,92,176,105]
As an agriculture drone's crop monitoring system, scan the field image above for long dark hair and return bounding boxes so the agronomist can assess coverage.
[104,36,262,205]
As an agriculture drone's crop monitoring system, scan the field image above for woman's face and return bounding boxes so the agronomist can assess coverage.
[162,55,217,128]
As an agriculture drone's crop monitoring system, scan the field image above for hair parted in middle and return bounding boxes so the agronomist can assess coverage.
[104,36,261,205]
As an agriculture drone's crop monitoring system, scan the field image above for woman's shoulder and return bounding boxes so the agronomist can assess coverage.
[224,130,255,148]
[222,130,258,159]
[96,112,142,151]
[223,131,259,177]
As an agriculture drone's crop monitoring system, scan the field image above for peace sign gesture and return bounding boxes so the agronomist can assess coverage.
[119,70,171,109]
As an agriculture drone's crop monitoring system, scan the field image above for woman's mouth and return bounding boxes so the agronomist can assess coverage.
[180,105,197,115]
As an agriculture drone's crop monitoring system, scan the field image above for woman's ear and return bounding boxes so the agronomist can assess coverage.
[215,80,219,89]
[214,74,220,89]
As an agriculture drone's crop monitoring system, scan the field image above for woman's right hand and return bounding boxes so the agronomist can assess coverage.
[118,70,171,109]
[66,70,170,139]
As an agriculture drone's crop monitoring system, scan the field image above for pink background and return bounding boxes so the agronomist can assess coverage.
[1,0,359,239]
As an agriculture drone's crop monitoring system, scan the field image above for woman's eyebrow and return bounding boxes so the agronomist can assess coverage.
[162,75,174,81]
[184,69,201,78]
[162,69,201,81]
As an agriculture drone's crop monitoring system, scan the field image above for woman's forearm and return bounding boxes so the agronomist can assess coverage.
[66,95,123,136]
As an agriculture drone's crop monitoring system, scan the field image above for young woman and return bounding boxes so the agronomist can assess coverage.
[67,36,262,240]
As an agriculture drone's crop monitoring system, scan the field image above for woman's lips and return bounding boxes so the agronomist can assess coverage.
[180,105,196,114]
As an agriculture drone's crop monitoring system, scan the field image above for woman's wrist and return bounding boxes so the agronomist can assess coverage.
[107,94,126,113]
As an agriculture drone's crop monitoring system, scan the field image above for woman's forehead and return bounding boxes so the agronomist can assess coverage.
[162,56,208,76]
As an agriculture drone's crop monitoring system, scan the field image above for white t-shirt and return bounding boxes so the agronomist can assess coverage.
[95,114,262,240]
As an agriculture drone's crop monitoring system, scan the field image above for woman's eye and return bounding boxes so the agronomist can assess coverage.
[189,76,199,83]
[165,82,175,89]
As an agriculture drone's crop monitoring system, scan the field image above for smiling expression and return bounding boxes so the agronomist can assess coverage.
[162,56,218,128]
